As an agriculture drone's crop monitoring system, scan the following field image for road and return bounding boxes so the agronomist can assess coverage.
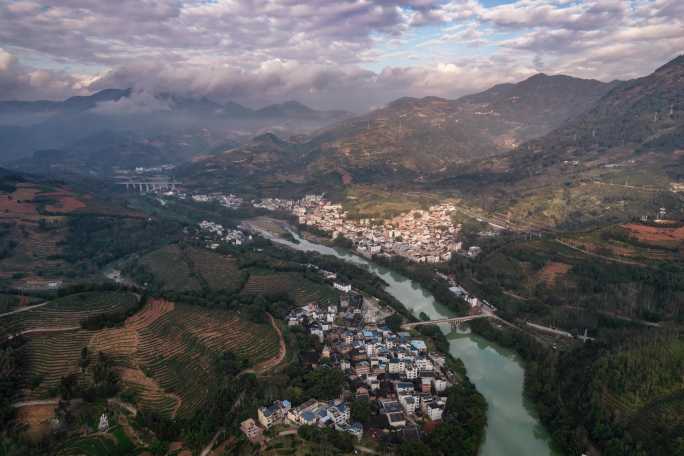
[6,326,81,341]
[555,239,648,267]
[0,301,48,318]
[243,313,287,375]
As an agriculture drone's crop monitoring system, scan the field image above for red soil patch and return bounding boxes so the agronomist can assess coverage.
[16,404,55,441]
[622,223,684,243]
[0,185,39,216]
[45,195,86,213]
[538,262,571,286]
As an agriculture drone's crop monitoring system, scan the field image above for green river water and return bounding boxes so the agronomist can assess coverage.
[264,229,558,456]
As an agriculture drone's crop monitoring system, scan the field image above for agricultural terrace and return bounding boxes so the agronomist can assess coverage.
[14,297,281,419]
[56,426,135,456]
[183,247,243,291]
[563,223,684,263]
[241,271,338,306]
[0,292,139,337]
[139,245,203,291]
[132,302,280,418]
[136,245,244,292]
[19,330,94,400]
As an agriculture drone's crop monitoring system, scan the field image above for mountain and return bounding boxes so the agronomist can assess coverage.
[255,100,350,120]
[299,73,617,177]
[0,88,131,116]
[446,54,684,228]
[0,91,352,171]
[181,72,618,191]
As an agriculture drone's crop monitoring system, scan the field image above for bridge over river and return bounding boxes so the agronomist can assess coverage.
[401,313,494,329]
[117,181,180,192]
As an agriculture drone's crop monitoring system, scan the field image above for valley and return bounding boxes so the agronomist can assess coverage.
[1,51,683,456]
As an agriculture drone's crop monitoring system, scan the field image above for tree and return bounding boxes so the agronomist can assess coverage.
[386,314,403,332]
[351,399,371,424]
[301,368,345,401]
[398,441,432,456]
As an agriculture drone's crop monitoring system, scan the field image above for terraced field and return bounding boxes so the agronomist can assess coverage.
[57,426,134,456]
[19,330,94,399]
[184,247,243,291]
[13,296,280,419]
[0,291,139,337]
[242,271,338,305]
[133,302,280,418]
[138,245,246,292]
[139,245,203,291]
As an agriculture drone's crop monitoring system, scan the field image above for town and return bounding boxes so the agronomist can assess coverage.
[255,195,467,263]
[239,274,456,449]
[154,190,473,262]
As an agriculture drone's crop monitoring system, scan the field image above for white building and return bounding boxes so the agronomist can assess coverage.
[334,282,352,293]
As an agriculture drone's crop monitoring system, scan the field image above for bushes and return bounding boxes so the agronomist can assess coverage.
[297,425,355,453]
[426,380,487,456]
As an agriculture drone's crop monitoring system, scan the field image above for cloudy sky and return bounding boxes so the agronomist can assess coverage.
[0,0,682,111]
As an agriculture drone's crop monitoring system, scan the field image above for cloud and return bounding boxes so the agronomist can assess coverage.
[0,1,682,111]
[92,89,173,114]
[0,47,90,100]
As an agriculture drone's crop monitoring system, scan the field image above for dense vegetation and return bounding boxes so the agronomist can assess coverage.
[62,215,183,273]
[471,318,684,456]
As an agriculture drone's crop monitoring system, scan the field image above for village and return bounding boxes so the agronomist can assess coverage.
[152,190,476,263]
[254,194,472,263]
[239,271,457,449]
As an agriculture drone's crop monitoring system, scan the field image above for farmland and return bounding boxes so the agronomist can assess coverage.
[183,246,243,291]
[56,425,135,456]
[241,271,338,305]
[0,179,146,288]
[132,302,280,418]
[134,245,244,292]
[138,245,203,291]
[0,291,139,337]
[8,295,281,420]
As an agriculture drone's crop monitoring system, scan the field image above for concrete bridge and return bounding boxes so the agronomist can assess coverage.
[401,313,493,329]
[117,181,180,193]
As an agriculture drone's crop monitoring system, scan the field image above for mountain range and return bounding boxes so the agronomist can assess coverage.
[0,90,352,171]
[182,54,684,227]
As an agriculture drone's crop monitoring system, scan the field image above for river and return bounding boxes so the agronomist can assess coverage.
[260,227,558,456]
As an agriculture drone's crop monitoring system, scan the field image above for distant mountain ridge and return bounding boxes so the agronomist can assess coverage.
[298,72,618,177]
[0,90,352,121]
[184,71,619,188]
[0,90,353,168]
[440,54,684,228]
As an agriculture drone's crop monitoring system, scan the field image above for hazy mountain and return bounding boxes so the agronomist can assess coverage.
[0,90,352,172]
[179,72,621,196]
[183,71,617,186]
[0,89,131,117]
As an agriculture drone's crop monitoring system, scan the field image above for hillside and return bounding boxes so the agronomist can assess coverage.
[434,55,684,229]
[180,72,617,193]
[2,292,280,418]
[303,73,615,176]
[0,169,153,288]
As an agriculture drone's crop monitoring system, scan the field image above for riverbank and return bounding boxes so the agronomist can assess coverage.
[251,222,558,456]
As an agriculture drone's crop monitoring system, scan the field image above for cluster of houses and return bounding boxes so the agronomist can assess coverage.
[190,192,244,209]
[252,194,324,212]
[262,195,464,263]
[240,285,455,445]
[196,220,249,248]
[243,398,364,443]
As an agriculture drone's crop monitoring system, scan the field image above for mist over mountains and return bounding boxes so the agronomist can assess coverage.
[0,89,352,173]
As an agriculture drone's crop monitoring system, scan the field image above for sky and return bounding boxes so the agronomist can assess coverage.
[0,0,682,111]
